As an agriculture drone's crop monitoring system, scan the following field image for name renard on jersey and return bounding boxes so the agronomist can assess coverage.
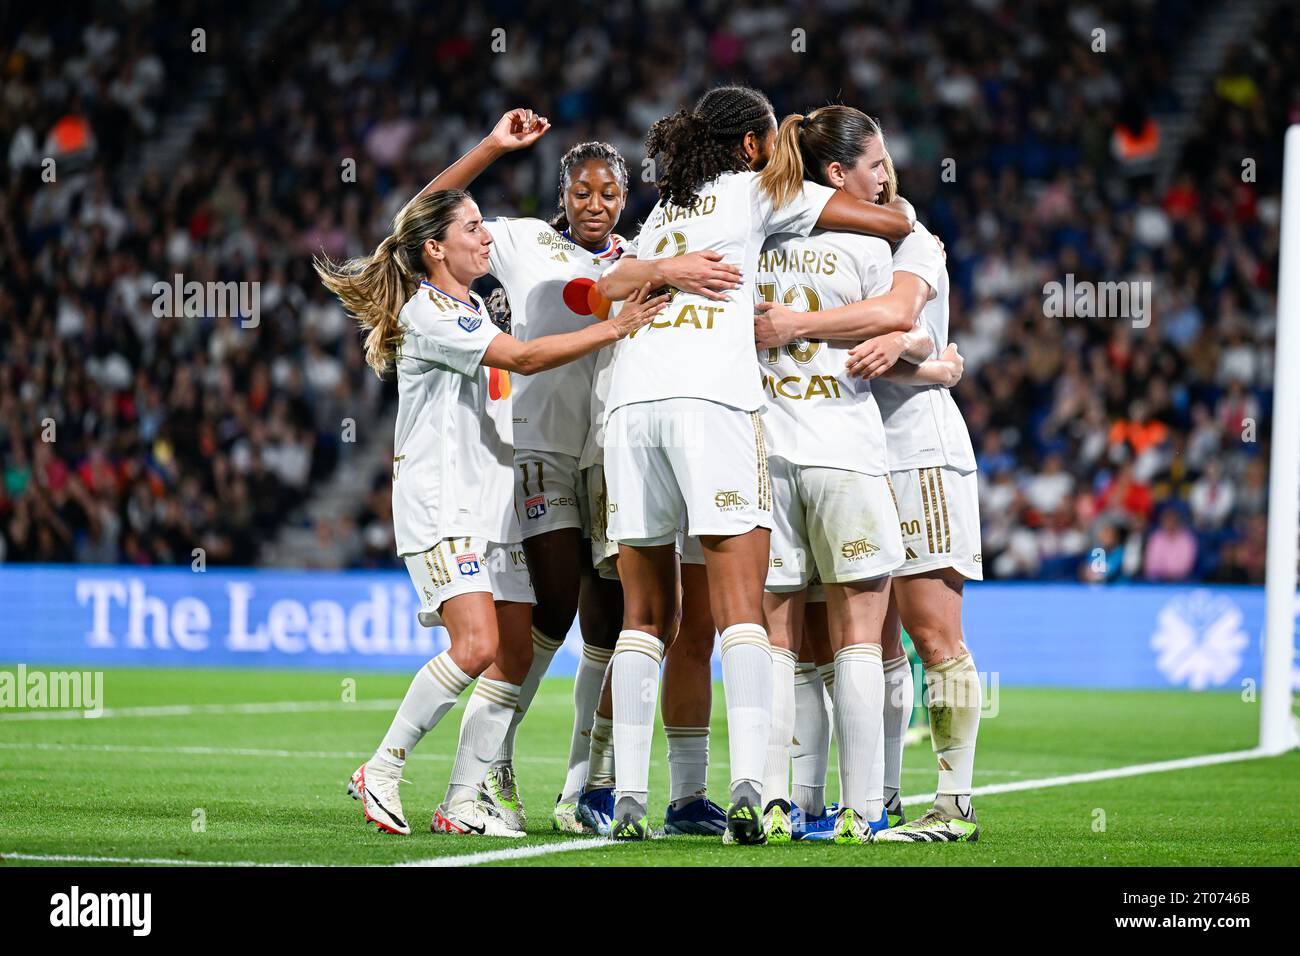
[648,195,718,226]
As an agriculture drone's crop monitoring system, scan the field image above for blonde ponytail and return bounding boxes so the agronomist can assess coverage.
[314,189,470,376]
[758,113,808,210]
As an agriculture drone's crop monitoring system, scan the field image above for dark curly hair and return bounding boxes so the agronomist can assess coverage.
[644,85,775,209]
[549,141,629,233]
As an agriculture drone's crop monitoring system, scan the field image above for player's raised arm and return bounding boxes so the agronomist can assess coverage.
[482,283,667,374]
[596,249,741,302]
[846,320,936,380]
[415,108,551,199]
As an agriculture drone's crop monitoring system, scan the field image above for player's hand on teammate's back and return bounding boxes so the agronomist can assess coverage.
[661,250,741,301]
[936,342,964,386]
[490,108,550,151]
[608,282,670,338]
[845,331,908,379]
[754,299,799,348]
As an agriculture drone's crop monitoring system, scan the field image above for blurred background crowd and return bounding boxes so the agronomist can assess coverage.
[1,0,1296,582]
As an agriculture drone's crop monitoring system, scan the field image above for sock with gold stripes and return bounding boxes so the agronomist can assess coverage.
[719,623,772,795]
[374,653,473,770]
[611,630,663,811]
[761,646,797,810]
[585,711,615,790]
[925,652,981,808]
[560,642,613,802]
[493,627,565,769]
[665,725,710,807]
[834,643,885,820]
[791,662,831,815]
[445,676,522,808]
[882,654,914,807]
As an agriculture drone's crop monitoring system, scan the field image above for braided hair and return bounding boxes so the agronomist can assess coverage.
[644,85,775,208]
[549,141,629,232]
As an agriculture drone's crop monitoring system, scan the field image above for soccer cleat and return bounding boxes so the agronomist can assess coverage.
[347,762,410,835]
[552,797,586,834]
[431,800,526,838]
[875,805,980,843]
[610,813,652,841]
[724,784,766,846]
[833,807,875,845]
[867,809,891,835]
[576,786,615,836]
[763,802,793,844]
[479,763,526,831]
[791,801,839,841]
[884,792,907,828]
[663,797,727,836]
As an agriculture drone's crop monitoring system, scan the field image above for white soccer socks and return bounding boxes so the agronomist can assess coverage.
[374,653,473,770]
[761,646,797,809]
[445,676,522,807]
[925,652,981,810]
[611,629,664,810]
[882,654,914,807]
[791,661,832,815]
[665,725,710,806]
[834,642,885,820]
[719,623,773,798]
[492,627,564,769]
[560,642,614,803]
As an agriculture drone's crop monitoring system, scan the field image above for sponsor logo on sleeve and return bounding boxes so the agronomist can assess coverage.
[456,553,481,577]
[525,494,547,519]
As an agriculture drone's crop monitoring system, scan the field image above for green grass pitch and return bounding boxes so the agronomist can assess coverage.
[0,666,1296,867]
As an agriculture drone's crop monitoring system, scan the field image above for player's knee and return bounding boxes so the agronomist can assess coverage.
[531,600,577,645]
[906,618,963,665]
[451,630,499,677]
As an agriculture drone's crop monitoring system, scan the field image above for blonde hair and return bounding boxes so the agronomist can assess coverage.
[758,106,888,208]
[314,189,470,375]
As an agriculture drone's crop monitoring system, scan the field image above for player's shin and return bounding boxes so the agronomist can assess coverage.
[445,677,523,810]
[790,661,831,815]
[375,654,473,769]
[719,623,773,799]
[610,630,663,819]
[493,627,564,769]
[560,642,612,803]
[761,646,796,810]
[925,652,981,816]
[883,654,914,813]
[833,642,885,821]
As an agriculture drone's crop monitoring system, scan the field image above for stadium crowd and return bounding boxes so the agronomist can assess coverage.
[1,0,1295,583]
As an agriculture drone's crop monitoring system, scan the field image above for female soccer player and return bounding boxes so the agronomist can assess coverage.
[419,110,730,835]
[751,105,962,844]
[595,85,916,843]
[316,187,664,837]
[758,118,983,843]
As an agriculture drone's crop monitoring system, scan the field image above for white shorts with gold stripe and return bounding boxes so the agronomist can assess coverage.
[403,537,536,627]
[765,457,904,590]
[514,450,588,540]
[889,465,983,580]
[587,463,706,581]
[604,397,773,545]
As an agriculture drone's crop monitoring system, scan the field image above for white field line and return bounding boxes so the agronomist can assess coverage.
[1,746,1283,869]
[0,699,404,722]
[0,740,568,765]
[900,747,1274,806]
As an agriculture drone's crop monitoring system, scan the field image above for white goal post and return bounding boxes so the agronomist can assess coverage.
[1260,124,1300,754]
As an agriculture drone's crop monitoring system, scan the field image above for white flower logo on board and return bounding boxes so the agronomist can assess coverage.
[1150,590,1248,689]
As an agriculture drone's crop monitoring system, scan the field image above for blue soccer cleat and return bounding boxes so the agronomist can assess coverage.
[663,796,728,836]
[791,801,839,841]
[867,808,891,835]
[575,786,615,836]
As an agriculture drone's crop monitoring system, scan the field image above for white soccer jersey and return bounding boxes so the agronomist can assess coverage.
[873,221,978,472]
[390,281,517,554]
[485,217,623,458]
[756,228,894,475]
[606,171,835,415]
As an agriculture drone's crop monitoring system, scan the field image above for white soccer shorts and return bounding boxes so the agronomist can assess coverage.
[604,397,772,545]
[765,457,905,591]
[403,537,536,627]
[514,450,588,540]
[587,464,704,581]
[889,465,983,580]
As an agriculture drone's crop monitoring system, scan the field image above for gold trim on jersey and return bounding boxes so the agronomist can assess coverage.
[920,468,937,554]
[936,468,952,554]
[750,412,772,512]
